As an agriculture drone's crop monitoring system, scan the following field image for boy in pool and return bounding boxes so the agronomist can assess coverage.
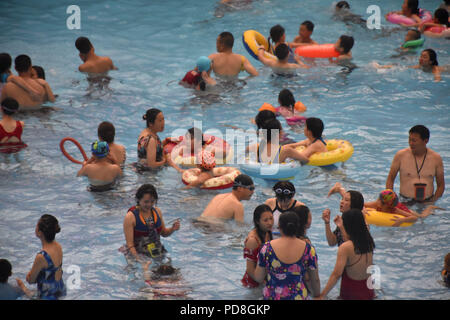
[98,121,126,166]
[0,259,33,300]
[257,43,309,71]
[291,21,318,47]
[75,37,117,74]
[182,150,216,189]
[329,35,354,63]
[334,1,366,26]
[400,29,422,51]
[180,56,216,91]
[77,140,122,190]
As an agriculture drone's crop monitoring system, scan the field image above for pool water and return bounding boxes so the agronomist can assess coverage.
[0,0,449,300]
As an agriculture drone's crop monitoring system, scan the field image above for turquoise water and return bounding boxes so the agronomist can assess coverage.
[0,0,449,300]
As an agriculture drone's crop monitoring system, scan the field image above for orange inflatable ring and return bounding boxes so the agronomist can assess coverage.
[182,167,241,190]
[295,44,340,58]
[60,137,88,165]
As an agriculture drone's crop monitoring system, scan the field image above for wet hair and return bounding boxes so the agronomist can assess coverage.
[187,127,206,146]
[407,29,421,40]
[14,55,32,73]
[270,25,285,43]
[0,53,12,74]
[278,89,296,110]
[253,204,273,244]
[273,181,295,200]
[278,211,299,237]
[98,121,116,143]
[155,264,176,276]
[143,108,162,128]
[32,65,45,80]
[342,209,375,255]
[406,0,420,15]
[339,35,354,54]
[347,190,365,210]
[301,20,315,32]
[0,259,12,283]
[274,43,290,61]
[136,184,158,205]
[409,124,430,141]
[305,117,324,139]
[75,37,93,54]
[434,8,450,26]
[292,205,310,238]
[218,32,234,49]
[260,118,281,143]
[336,1,350,9]
[422,49,438,66]
[37,214,61,242]
[1,98,19,116]
[232,174,254,190]
[255,110,276,130]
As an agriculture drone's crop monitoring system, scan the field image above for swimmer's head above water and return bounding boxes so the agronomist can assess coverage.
[1,97,19,116]
[91,140,109,158]
[75,36,93,62]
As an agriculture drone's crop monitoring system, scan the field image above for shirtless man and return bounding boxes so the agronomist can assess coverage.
[208,32,258,77]
[77,140,122,190]
[75,37,117,74]
[386,125,445,204]
[199,174,254,223]
[0,55,49,110]
[257,43,309,72]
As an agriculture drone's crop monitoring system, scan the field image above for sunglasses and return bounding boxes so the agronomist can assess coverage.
[275,188,295,195]
[234,182,255,191]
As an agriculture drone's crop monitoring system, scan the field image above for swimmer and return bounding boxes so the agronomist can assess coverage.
[180,56,216,91]
[142,261,190,298]
[267,25,296,63]
[208,32,258,77]
[334,1,366,26]
[77,140,122,190]
[0,98,27,154]
[329,35,354,63]
[200,174,255,223]
[251,109,294,145]
[0,55,51,110]
[181,150,216,189]
[276,89,307,126]
[75,36,117,74]
[419,8,450,38]
[0,259,33,299]
[385,0,422,27]
[98,121,126,166]
[291,21,319,48]
[400,29,422,51]
[257,43,309,71]
[0,53,12,86]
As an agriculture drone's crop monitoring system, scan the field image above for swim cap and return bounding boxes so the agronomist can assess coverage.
[197,150,216,170]
[91,140,109,158]
[196,56,211,72]
[379,189,399,208]
[259,103,277,113]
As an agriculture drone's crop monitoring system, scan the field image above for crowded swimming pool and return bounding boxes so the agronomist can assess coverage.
[0,0,449,300]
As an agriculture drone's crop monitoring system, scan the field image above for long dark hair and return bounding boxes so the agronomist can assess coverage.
[292,205,310,238]
[136,184,158,205]
[423,49,439,66]
[278,89,295,111]
[253,204,273,243]
[348,190,365,210]
[342,209,375,254]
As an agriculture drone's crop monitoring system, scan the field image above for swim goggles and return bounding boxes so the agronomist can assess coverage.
[233,181,255,191]
[275,188,295,195]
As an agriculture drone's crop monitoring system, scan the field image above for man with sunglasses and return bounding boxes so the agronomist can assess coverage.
[265,181,305,238]
[200,174,255,223]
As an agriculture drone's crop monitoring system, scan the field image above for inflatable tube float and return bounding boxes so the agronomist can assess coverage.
[164,134,233,167]
[182,167,241,190]
[240,160,300,180]
[294,44,340,58]
[243,30,276,62]
[364,209,414,227]
[295,139,353,167]
[386,9,432,25]
[402,38,425,49]
[60,137,88,164]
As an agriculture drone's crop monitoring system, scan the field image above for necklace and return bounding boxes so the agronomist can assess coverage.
[413,149,427,180]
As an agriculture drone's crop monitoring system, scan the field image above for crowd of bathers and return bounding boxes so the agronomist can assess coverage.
[0,0,449,300]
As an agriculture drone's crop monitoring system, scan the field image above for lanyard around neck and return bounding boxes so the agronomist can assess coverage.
[413,149,427,180]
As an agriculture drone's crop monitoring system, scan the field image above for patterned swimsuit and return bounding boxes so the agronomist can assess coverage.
[36,250,66,300]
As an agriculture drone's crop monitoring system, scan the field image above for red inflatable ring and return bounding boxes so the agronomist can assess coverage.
[60,137,88,164]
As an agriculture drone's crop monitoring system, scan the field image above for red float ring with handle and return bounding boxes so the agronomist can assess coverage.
[60,137,88,165]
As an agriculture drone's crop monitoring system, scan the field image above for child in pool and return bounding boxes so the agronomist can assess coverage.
[98,121,126,166]
[364,189,439,227]
[291,21,318,48]
[334,1,366,26]
[419,8,450,38]
[400,29,423,51]
[385,0,422,27]
[276,89,307,126]
[0,98,27,154]
[180,56,216,91]
[258,43,309,71]
[182,150,217,189]
[329,35,354,63]
[0,259,33,300]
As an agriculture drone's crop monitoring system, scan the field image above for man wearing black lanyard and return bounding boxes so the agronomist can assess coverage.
[386,125,445,205]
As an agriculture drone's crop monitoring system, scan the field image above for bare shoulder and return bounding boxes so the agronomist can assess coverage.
[395,148,410,158]
[428,148,443,162]
[265,197,276,208]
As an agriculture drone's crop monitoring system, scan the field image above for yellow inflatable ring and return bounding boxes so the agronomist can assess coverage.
[295,139,353,166]
[182,167,241,190]
[242,30,276,62]
[364,209,414,227]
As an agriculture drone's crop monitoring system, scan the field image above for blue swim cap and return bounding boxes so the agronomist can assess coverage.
[196,56,211,72]
[91,140,109,158]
